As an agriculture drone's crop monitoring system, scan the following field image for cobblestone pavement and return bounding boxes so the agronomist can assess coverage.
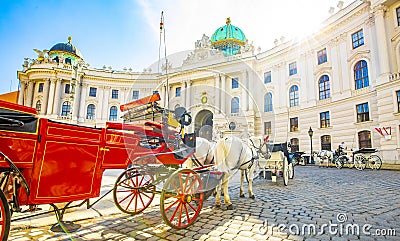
[9,166,400,240]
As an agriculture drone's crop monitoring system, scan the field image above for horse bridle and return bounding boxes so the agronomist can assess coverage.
[249,139,270,159]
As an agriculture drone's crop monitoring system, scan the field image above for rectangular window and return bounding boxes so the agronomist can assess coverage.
[132,90,139,100]
[397,7,400,26]
[317,48,327,65]
[356,102,369,122]
[264,71,271,83]
[320,111,330,128]
[289,62,297,76]
[176,87,181,97]
[264,121,272,135]
[397,90,400,112]
[290,117,298,132]
[352,29,364,49]
[89,87,97,97]
[232,78,239,89]
[65,84,70,94]
[112,89,119,99]
[38,83,44,93]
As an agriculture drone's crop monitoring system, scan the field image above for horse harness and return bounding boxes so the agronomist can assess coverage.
[230,144,258,171]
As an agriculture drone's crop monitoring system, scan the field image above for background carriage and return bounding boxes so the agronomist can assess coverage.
[249,138,294,186]
[0,94,223,240]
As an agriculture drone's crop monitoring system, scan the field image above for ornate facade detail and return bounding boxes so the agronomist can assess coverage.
[183,34,225,65]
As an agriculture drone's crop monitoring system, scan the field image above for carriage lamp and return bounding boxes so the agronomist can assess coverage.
[308,127,313,164]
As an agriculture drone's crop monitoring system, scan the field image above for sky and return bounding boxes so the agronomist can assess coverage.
[0,0,354,94]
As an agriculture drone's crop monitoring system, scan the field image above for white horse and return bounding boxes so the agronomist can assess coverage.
[186,136,257,210]
[315,150,334,167]
[213,136,257,210]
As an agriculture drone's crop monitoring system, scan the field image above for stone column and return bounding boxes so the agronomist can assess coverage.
[373,5,390,75]
[18,81,26,105]
[26,81,34,107]
[52,79,62,116]
[42,79,50,115]
[241,70,248,112]
[215,75,220,113]
[187,81,192,108]
[78,84,88,122]
[46,79,56,115]
[221,75,226,114]
[97,87,104,120]
[102,87,110,121]
[181,81,186,107]
[72,80,81,121]
[248,71,254,112]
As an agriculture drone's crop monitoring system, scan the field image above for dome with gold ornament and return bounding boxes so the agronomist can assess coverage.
[211,18,247,56]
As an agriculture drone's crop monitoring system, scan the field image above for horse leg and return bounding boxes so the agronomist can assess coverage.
[215,185,221,208]
[248,166,255,199]
[220,174,233,210]
[215,172,229,208]
[240,170,245,198]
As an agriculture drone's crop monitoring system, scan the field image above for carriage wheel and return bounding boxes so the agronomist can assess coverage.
[368,155,382,170]
[160,169,203,229]
[282,157,289,186]
[288,162,294,179]
[335,157,344,169]
[354,155,366,171]
[0,189,10,241]
[113,168,155,215]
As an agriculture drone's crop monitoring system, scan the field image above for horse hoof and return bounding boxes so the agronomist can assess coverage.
[240,194,245,198]
[226,204,234,210]
[250,195,255,199]
[215,204,221,208]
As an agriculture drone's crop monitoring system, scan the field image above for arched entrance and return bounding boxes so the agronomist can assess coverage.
[195,110,213,141]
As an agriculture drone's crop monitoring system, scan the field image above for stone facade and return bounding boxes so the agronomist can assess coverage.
[16,0,400,163]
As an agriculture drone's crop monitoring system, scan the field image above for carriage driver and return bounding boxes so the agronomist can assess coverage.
[336,141,347,155]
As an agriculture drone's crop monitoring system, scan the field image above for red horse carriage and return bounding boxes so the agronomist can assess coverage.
[0,94,222,240]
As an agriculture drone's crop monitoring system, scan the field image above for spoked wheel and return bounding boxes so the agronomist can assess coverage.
[160,169,203,229]
[354,155,366,171]
[113,168,155,215]
[335,156,344,169]
[282,157,289,186]
[0,190,10,241]
[288,162,294,179]
[368,155,382,170]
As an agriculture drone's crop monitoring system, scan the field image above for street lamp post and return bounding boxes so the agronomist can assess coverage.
[308,127,314,164]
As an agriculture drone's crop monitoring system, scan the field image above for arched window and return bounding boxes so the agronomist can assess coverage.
[61,101,71,116]
[321,135,331,151]
[358,130,372,148]
[264,93,273,112]
[86,104,96,120]
[35,100,42,113]
[289,85,299,107]
[109,106,118,121]
[354,60,369,89]
[231,97,240,113]
[319,75,330,100]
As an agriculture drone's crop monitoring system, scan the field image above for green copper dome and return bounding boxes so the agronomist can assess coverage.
[211,18,247,56]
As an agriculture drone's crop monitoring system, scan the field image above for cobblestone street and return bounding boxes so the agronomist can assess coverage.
[9,166,400,241]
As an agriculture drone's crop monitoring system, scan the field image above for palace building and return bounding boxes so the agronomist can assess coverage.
[16,0,400,163]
